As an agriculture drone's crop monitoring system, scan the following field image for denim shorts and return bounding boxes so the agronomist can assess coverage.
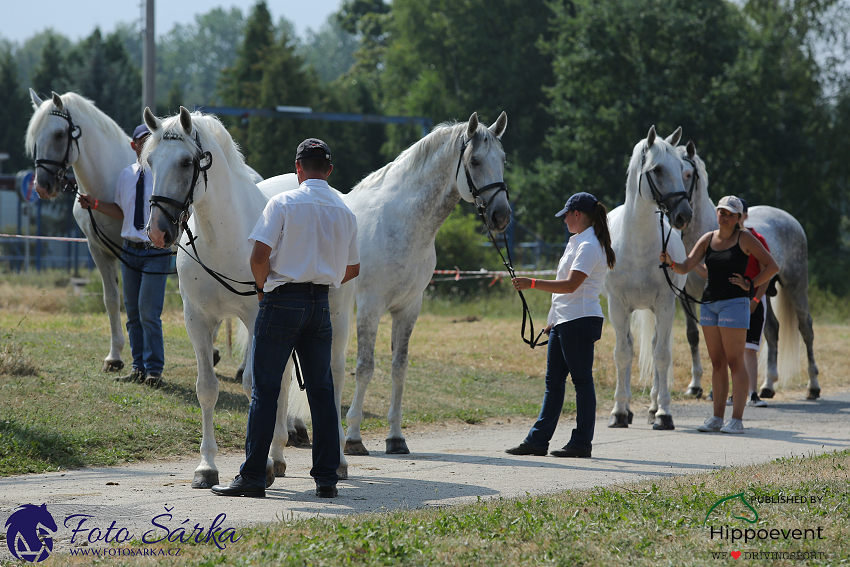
[700,297,750,329]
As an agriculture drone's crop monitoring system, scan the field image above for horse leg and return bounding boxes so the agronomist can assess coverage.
[651,303,676,430]
[384,300,421,455]
[269,355,293,482]
[759,300,779,398]
[88,244,125,372]
[682,299,704,398]
[648,328,659,422]
[608,298,634,428]
[793,299,820,399]
[344,303,381,456]
[329,283,354,478]
[184,308,221,488]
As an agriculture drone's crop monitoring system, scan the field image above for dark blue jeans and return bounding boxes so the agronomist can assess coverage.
[525,316,603,452]
[240,290,340,488]
[121,244,170,375]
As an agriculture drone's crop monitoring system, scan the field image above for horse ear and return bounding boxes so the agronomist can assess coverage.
[646,125,657,148]
[179,106,193,135]
[51,92,64,112]
[489,111,508,139]
[466,112,479,140]
[144,107,161,132]
[686,140,696,158]
[665,126,682,147]
[29,88,44,109]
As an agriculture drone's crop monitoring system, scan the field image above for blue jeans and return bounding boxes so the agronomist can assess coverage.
[700,297,750,328]
[240,290,339,488]
[525,317,603,452]
[121,244,170,375]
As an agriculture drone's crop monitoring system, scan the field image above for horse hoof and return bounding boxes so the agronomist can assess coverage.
[212,348,221,367]
[685,387,703,399]
[337,464,348,480]
[647,409,657,424]
[344,440,369,456]
[806,388,821,400]
[608,413,629,428]
[233,368,244,384]
[628,410,634,424]
[759,388,775,399]
[286,431,300,447]
[295,425,311,446]
[191,470,219,489]
[101,360,124,373]
[386,438,410,454]
[652,414,675,430]
[273,460,287,478]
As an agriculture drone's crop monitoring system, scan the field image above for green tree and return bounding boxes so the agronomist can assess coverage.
[301,15,358,84]
[219,1,275,109]
[31,32,71,97]
[0,48,31,172]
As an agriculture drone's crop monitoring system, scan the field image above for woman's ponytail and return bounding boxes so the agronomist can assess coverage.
[590,202,616,269]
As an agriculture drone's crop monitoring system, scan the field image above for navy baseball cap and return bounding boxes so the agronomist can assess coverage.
[132,124,150,140]
[295,138,332,162]
[738,197,749,213]
[555,192,598,217]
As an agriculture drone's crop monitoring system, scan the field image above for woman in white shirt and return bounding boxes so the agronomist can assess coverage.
[506,192,616,458]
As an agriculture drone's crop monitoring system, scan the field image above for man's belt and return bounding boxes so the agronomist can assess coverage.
[124,240,147,250]
[270,282,329,293]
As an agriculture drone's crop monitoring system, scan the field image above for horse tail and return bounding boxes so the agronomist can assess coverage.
[234,320,250,356]
[761,280,803,388]
[633,309,675,389]
[287,377,311,424]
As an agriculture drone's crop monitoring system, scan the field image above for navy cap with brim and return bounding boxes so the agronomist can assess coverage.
[555,192,598,217]
[296,138,332,162]
[132,124,150,140]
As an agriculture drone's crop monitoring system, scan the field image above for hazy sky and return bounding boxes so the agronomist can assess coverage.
[1,0,344,44]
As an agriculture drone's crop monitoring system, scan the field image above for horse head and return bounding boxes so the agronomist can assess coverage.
[26,90,82,200]
[630,125,693,229]
[455,111,512,232]
[142,106,214,248]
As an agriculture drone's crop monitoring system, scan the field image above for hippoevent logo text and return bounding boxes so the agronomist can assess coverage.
[4,503,241,563]
[703,492,827,546]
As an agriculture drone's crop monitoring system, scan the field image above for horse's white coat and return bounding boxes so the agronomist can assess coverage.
[676,145,820,398]
[26,91,135,371]
[141,108,307,488]
[605,127,692,428]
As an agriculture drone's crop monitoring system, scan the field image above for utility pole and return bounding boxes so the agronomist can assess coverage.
[142,0,156,115]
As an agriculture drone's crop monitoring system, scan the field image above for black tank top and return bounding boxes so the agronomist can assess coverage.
[702,231,750,302]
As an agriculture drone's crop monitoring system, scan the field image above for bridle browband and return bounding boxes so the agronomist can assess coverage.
[34,108,82,193]
[455,134,509,217]
[148,130,213,226]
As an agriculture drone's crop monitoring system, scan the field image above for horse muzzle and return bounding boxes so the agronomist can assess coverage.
[147,209,180,249]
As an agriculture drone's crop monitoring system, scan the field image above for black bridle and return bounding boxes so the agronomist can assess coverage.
[34,109,82,193]
[148,131,213,227]
[457,135,547,349]
[639,147,689,217]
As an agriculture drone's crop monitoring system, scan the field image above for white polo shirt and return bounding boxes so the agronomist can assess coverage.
[115,162,153,243]
[249,179,359,291]
[547,226,607,326]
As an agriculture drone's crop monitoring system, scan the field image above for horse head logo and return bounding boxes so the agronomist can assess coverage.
[703,492,759,525]
[5,504,58,562]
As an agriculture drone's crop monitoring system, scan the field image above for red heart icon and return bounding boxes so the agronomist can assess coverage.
[731,551,742,559]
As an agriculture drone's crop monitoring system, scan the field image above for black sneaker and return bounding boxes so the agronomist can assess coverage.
[116,368,145,383]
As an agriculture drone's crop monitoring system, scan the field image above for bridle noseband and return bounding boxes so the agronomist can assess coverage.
[35,108,82,193]
[148,131,213,226]
[455,135,509,217]
[639,147,689,216]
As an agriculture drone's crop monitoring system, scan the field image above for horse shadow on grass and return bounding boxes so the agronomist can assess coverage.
[158,373,250,413]
[0,421,87,471]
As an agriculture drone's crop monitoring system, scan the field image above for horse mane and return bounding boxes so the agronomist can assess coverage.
[142,111,255,186]
[355,121,496,190]
[25,92,129,157]
[627,137,674,178]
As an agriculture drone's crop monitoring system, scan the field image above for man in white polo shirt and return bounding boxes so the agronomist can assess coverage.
[212,138,359,499]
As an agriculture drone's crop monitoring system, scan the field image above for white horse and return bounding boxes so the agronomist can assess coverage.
[26,91,133,372]
[605,126,693,430]
[338,112,511,455]
[141,107,307,488]
[675,144,821,399]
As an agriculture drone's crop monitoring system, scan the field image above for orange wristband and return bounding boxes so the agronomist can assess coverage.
[670,260,675,268]
[93,199,99,210]
[530,279,536,289]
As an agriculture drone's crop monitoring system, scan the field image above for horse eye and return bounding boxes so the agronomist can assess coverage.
[471,157,480,167]
[181,158,193,168]
[653,165,663,174]
[55,131,64,139]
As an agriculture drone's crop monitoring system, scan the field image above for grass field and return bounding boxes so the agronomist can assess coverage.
[1,271,848,566]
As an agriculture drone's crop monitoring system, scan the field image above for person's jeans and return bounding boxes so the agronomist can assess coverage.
[240,289,340,488]
[121,244,170,375]
[525,317,604,451]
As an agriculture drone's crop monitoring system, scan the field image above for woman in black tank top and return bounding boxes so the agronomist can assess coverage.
[660,196,778,435]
